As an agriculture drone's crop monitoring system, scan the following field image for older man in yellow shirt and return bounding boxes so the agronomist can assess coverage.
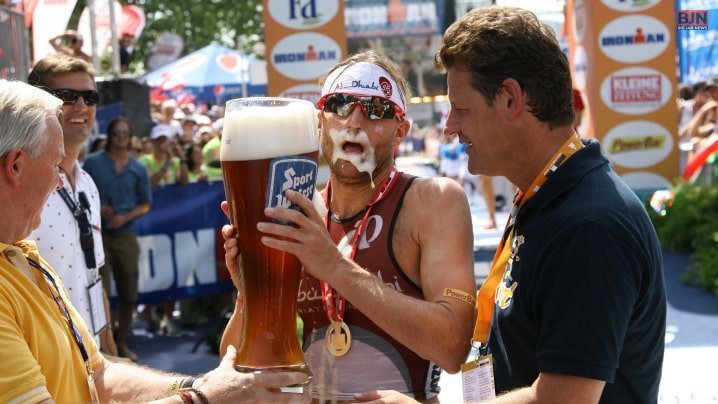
[0,79,308,403]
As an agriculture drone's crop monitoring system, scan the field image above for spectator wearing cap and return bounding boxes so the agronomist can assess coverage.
[180,115,198,146]
[140,125,189,187]
[195,124,214,146]
[201,122,224,180]
[156,99,183,137]
[49,30,91,62]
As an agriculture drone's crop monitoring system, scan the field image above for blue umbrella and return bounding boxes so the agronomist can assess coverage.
[143,43,267,104]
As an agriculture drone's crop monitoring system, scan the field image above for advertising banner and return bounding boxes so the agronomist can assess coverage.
[31,0,77,63]
[675,1,718,84]
[566,0,679,194]
[115,181,234,305]
[346,0,448,97]
[264,0,347,104]
[345,0,446,38]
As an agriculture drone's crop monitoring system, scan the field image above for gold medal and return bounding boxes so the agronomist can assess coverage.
[325,321,352,357]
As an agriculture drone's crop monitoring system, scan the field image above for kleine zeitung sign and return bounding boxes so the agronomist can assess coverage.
[600,66,672,115]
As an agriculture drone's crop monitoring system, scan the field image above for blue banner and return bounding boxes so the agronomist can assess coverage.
[127,181,234,304]
[676,1,718,84]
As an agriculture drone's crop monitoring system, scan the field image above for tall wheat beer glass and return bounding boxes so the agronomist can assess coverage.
[221,98,318,376]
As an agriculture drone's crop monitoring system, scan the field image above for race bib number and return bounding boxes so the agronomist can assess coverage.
[266,156,318,220]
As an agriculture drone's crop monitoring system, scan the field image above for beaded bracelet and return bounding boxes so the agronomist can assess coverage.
[189,388,210,404]
[178,391,193,404]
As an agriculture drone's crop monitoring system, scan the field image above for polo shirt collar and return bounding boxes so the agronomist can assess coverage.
[520,139,608,214]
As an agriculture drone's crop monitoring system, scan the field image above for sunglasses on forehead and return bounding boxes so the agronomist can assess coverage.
[318,93,403,121]
[48,88,99,106]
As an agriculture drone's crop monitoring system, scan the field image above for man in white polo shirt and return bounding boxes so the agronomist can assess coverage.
[27,54,116,355]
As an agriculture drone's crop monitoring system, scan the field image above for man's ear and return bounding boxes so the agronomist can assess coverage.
[499,78,525,120]
[393,118,411,147]
[2,149,25,187]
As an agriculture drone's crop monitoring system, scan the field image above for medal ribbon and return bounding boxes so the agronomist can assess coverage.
[320,167,399,323]
[472,134,584,344]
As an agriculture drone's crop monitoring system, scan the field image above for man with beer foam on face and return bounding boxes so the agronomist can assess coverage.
[220,50,476,401]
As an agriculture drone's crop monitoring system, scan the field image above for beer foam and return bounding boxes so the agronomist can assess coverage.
[220,99,319,161]
[328,128,377,188]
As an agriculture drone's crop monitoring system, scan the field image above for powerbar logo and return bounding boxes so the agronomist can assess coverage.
[611,74,661,103]
[266,156,317,216]
[610,135,666,154]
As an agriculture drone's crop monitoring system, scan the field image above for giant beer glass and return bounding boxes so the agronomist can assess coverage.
[220,98,318,376]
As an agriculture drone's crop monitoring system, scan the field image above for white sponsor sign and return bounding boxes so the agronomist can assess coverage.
[279,83,322,104]
[598,15,670,63]
[600,66,672,115]
[602,121,673,169]
[268,0,339,30]
[271,32,342,81]
[601,0,661,12]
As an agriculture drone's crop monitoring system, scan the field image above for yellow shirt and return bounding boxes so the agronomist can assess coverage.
[0,241,101,403]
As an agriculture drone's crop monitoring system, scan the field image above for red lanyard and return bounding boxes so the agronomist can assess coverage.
[320,167,399,322]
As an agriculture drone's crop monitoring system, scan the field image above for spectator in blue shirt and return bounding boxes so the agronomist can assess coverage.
[83,116,151,361]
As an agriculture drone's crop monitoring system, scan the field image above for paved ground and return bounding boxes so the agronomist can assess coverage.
[130,195,718,403]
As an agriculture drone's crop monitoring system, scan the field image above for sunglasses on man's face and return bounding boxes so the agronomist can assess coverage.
[319,93,402,121]
[49,88,99,106]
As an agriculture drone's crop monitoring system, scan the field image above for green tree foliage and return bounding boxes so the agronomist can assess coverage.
[127,0,263,72]
[649,181,718,294]
[67,0,264,74]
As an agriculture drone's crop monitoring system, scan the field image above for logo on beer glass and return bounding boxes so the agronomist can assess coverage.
[266,156,318,219]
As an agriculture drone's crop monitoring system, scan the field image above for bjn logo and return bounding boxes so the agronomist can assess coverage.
[677,10,708,30]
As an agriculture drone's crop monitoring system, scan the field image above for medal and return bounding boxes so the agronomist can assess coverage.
[325,321,352,357]
[320,168,399,358]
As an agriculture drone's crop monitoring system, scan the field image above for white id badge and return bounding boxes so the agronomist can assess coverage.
[87,278,108,335]
[461,354,496,402]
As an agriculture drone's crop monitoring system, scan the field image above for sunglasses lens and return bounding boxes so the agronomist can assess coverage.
[82,90,99,106]
[322,94,395,120]
[51,89,99,106]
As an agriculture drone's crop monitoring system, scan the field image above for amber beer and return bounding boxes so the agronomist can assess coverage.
[220,98,318,376]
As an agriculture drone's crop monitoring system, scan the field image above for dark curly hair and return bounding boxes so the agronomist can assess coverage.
[436,6,575,129]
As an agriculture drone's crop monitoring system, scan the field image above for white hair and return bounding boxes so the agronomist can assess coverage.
[0,80,62,158]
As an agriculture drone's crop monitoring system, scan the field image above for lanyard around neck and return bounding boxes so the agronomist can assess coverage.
[26,258,92,366]
[473,133,584,344]
[320,167,399,322]
[57,187,97,270]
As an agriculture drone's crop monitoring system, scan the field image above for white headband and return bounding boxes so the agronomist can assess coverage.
[320,62,406,113]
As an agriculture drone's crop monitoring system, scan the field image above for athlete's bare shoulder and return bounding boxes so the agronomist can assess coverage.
[404,176,469,211]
